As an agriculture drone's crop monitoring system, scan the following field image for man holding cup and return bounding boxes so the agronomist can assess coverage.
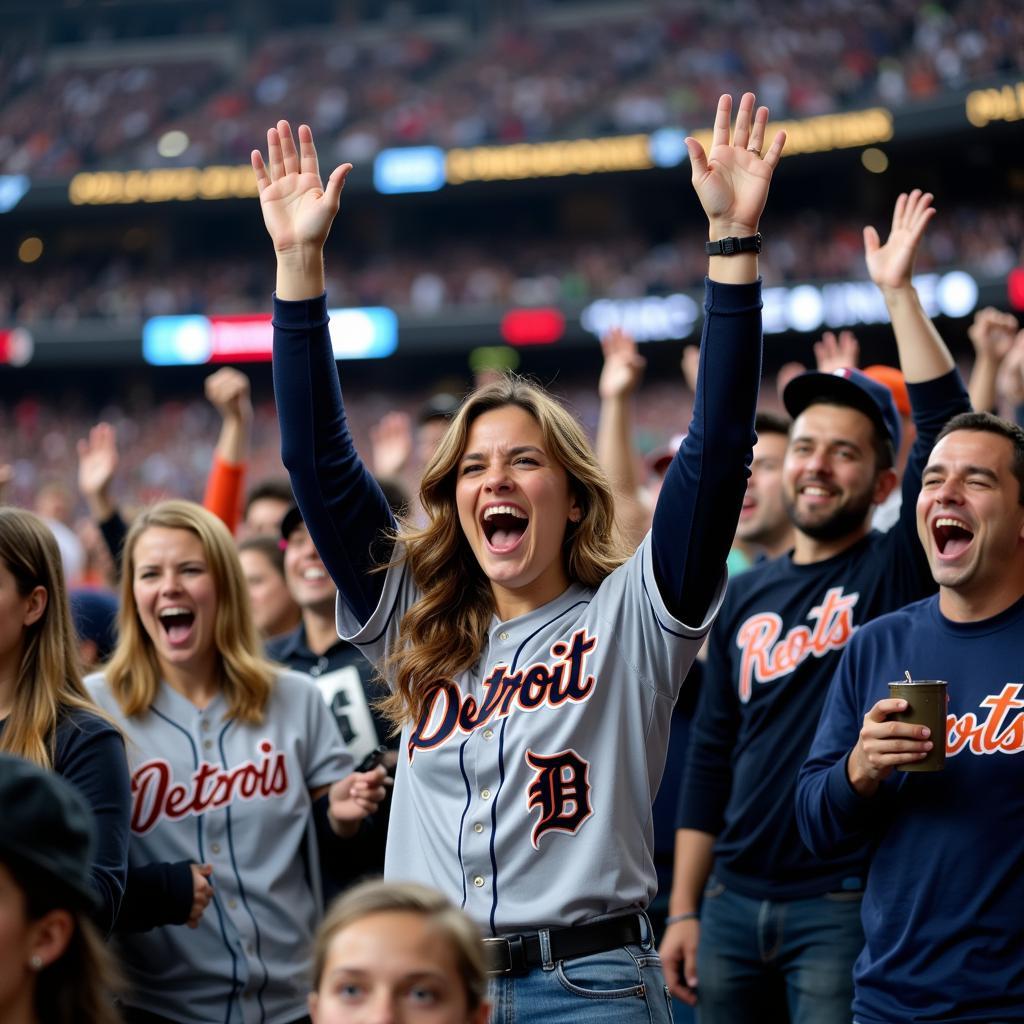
[797,411,1024,1023]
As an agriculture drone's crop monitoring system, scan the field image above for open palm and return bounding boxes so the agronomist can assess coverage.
[864,189,935,291]
[252,121,351,254]
[687,93,786,235]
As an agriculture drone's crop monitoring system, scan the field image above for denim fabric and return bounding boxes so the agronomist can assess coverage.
[696,878,863,1024]
[488,914,673,1024]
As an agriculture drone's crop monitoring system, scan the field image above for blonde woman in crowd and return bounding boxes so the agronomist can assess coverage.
[88,500,388,1024]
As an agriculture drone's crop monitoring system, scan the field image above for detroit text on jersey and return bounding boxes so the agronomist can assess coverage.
[130,738,288,834]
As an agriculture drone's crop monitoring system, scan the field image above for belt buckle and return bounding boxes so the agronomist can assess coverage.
[483,934,530,976]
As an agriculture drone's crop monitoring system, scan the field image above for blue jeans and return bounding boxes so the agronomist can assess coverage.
[488,914,673,1023]
[696,879,863,1024]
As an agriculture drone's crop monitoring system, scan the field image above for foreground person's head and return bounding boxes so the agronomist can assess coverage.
[309,880,489,1024]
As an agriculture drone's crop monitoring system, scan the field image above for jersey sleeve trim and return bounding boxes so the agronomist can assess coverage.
[641,532,727,638]
[335,556,410,665]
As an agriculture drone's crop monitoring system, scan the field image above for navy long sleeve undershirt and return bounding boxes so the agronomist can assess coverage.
[273,296,396,624]
[653,278,761,624]
[273,279,761,628]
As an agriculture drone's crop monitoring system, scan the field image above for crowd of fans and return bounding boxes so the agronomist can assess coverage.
[5,298,1024,576]
[1,0,1022,177]
[4,200,1022,325]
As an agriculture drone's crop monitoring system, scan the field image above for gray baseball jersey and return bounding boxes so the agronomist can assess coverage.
[87,670,352,1024]
[337,532,722,934]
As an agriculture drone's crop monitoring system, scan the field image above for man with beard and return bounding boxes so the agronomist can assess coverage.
[661,190,970,1023]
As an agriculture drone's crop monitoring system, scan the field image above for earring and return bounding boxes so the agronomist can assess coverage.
[30,954,43,970]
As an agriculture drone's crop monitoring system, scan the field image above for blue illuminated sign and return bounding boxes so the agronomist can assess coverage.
[142,316,212,365]
[0,175,30,213]
[648,128,688,168]
[373,146,446,194]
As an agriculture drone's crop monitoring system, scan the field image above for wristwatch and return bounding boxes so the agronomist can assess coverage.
[705,232,762,256]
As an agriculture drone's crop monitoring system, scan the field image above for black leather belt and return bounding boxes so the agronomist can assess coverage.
[483,914,643,976]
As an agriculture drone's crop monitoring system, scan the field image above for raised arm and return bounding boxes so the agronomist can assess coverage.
[864,190,953,384]
[864,192,970,584]
[595,327,651,549]
[202,367,252,533]
[966,307,1019,413]
[254,121,394,623]
[77,422,128,575]
[652,92,786,625]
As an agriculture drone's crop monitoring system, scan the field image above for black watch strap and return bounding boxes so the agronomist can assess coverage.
[705,232,762,256]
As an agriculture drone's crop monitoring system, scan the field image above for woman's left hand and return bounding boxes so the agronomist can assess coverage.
[327,765,391,836]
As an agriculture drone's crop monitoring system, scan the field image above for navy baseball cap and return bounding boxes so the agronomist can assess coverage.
[0,754,98,911]
[783,367,902,454]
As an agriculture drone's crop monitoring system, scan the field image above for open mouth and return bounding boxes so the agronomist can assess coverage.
[481,504,529,553]
[932,516,974,558]
[158,606,195,644]
[301,567,327,582]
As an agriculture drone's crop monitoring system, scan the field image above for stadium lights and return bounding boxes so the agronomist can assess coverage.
[1008,268,1024,311]
[17,237,43,263]
[500,308,566,346]
[861,147,889,173]
[143,308,398,365]
[965,80,1024,128]
[0,328,34,366]
[373,146,446,194]
[157,131,191,159]
[579,271,980,343]
[0,175,30,214]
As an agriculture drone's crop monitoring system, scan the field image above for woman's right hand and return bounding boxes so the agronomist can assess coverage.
[251,121,351,259]
[187,863,214,928]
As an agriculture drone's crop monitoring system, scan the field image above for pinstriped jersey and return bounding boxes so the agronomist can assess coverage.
[337,532,722,934]
[87,670,352,1024]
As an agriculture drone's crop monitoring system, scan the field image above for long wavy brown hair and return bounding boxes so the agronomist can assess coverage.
[380,377,628,727]
[0,507,105,768]
[104,500,275,722]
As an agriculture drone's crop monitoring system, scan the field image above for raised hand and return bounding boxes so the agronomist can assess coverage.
[680,346,701,393]
[997,330,1024,406]
[370,412,414,480]
[968,307,1019,363]
[251,121,351,257]
[814,330,860,374]
[864,190,936,292]
[599,327,646,400]
[205,367,253,423]
[686,92,786,237]
[77,423,119,516]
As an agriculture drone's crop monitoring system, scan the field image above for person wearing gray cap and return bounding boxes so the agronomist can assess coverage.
[0,753,123,1024]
